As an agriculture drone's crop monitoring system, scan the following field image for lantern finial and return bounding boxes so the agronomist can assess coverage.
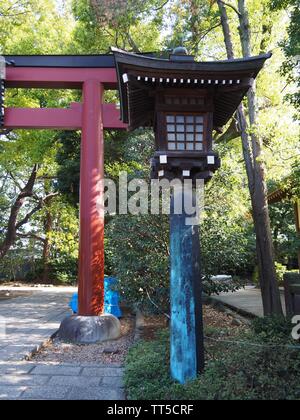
[170,46,194,62]
[172,46,188,56]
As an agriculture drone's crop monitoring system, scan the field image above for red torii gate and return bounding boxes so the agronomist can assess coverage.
[2,55,127,316]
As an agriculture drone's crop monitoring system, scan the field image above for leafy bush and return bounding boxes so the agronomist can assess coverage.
[107,212,244,314]
[106,214,170,313]
[284,271,300,285]
[275,262,287,286]
[125,317,300,400]
[0,249,36,282]
[200,218,256,278]
[25,256,77,285]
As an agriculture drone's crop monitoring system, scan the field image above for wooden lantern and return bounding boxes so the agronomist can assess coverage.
[113,47,271,182]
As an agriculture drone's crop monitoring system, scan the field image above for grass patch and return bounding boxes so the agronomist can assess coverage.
[124,316,300,400]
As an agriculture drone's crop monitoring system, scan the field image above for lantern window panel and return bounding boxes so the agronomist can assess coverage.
[167,116,175,123]
[176,116,185,123]
[167,124,175,132]
[177,143,185,150]
[167,133,176,141]
[177,133,185,141]
[168,142,176,150]
[195,143,203,151]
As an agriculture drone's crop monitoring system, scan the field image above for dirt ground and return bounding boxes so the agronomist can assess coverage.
[140,304,245,341]
[32,303,246,365]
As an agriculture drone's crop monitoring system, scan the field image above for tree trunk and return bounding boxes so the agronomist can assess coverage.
[42,209,52,284]
[0,165,38,259]
[217,0,283,316]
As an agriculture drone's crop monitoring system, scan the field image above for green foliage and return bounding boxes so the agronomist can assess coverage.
[125,317,300,400]
[284,271,300,285]
[0,0,75,55]
[0,247,36,282]
[72,0,163,53]
[56,131,81,205]
[251,315,295,341]
[201,154,257,279]
[275,262,287,286]
[107,213,170,313]
[269,200,299,266]
[271,0,300,113]
[108,211,246,313]
[25,256,77,285]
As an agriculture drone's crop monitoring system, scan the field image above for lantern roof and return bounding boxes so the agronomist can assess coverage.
[112,47,271,130]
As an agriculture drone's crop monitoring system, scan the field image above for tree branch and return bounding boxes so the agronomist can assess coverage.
[16,192,59,231]
[152,0,170,12]
[17,233,45,242]
[219,0,242,17]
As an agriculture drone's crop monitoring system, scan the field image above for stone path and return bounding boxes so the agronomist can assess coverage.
[211,286,286,318]
[0,287,126,400]
[0,287,75,361]
[0,362,125,400]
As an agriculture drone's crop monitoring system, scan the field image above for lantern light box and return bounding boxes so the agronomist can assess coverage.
[113,46,271,183]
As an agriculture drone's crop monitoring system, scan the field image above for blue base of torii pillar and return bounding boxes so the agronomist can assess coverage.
[170,188,205,384]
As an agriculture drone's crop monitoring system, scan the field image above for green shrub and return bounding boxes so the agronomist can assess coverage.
[125,317,300,400]
[284,271,300,285]
[25,256,77,285]
[107,213,247,314]
[275,262,287,286]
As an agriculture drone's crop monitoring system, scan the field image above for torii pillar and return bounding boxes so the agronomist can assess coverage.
[79,80,104,316]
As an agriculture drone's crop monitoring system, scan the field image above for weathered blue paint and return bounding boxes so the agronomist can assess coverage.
[170,189,204,384]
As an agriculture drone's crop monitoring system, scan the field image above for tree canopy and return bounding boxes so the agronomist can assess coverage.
[0,0,298,313]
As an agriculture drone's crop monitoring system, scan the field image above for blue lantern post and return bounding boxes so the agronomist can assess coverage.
[170,188,205,384]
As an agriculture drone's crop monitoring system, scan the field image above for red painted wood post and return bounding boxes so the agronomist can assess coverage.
[78,80,105,316]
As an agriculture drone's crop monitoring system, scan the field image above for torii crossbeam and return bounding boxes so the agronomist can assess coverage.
[1,55,127,316]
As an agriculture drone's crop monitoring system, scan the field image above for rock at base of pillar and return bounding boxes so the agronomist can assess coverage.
[58,314,121,344]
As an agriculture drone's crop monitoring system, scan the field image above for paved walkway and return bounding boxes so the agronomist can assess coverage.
[212,286,286,317]
[0,287,75,361]
[0,362,125,400]
[0,287,125,400]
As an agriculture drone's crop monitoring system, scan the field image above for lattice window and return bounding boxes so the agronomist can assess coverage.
[166,115,204,151]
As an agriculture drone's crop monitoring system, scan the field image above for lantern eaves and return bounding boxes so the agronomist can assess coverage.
[112,47,272,130]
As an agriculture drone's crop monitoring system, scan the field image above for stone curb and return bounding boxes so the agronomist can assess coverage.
[25,330,59,362]
[133,309,145,342]
[204,296,254,324]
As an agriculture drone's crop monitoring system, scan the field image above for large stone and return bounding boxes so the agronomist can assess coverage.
[58,314,121,344]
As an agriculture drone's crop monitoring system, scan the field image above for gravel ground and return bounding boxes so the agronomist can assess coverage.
[140,304,245,341]
[31,304,245,365]
[203,304,245,332]
[32,315,135,365]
